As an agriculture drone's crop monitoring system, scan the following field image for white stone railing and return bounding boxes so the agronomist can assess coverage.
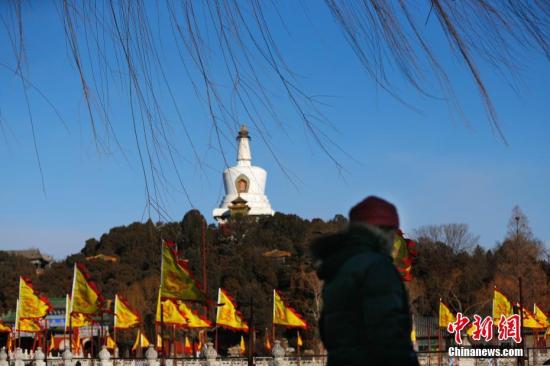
[0,341,327,366]
[4,344,548,366]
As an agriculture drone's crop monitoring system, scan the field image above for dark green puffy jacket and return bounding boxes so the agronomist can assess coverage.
[311,225,419,366]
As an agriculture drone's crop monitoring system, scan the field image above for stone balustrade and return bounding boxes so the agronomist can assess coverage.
[4,344,548,366]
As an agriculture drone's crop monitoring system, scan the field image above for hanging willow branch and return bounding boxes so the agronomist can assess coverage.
[1,0,548,218]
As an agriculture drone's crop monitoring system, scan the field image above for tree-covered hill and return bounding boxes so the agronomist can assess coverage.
[0,211,347,353]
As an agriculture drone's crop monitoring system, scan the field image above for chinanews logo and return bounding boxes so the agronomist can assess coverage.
[446,312,524,358]
[448,347,524,358]
[447,312,522,344]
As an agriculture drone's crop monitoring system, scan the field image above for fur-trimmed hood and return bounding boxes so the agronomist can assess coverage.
[310,224,393,280]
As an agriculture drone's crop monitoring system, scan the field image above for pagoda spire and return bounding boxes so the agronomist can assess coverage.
[237,125,251,166]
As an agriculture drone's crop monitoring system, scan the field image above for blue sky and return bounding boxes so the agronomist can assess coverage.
[1,3,549,259]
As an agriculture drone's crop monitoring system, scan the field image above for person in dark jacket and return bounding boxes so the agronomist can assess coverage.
[311,196,419,366]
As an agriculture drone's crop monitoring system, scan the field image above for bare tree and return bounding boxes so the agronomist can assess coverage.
[414,223,479,253]
[506,205,534,241]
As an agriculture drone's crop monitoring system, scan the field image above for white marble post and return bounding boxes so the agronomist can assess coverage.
[99,346,113,366]
[62,348,73,366]
[145,345,159,366]
[201,342,220,366]
[33,347,46,366]
[269,341,288,366]
[0,347,9,366]
[14,348,25,366]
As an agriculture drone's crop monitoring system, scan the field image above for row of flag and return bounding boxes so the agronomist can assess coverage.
[0,240,308,352]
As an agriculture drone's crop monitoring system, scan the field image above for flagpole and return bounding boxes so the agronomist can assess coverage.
[32,332,37,352]
[44,319,48,358]
[201,218,207,311]
[69,310,73,354]
[214,289,219,352]
[534,329,539,365]
[518,276,525,366]
[159,238,165,362]
[297,330,301,366]
[101,311,105,347]
[113,295,117,350]
[42,322,45,353]
[271,290,276,344]
[171,325,176,357]
[91,320,95,357]
[161,301,165,359]
[247,297,255,366]
[427,322,431,366]
[437,328,442,366]
[70,264,77,354]
[16,299,21,349]
[215,327,218,352]
[44,320,48,363]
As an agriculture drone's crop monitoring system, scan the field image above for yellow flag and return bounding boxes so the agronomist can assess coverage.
[73,332,81,354]
[114,294,140,329]
[71,263,103,315]
[521,306,545,329]
[160,241,205,302]
[156,292,187,326]
[273,290,307,328]
[178,301,212,328]
[65,295,93,329]
[534,303,550,327]
[411,326,417,342]
[493,288,513,325]
[49,333,55,352]
[106,335,117,350]
[0,321,11,333]
[131,330,150,351]
[18,277,52,319]
[19,319,41,332]
[184,336,192,354]
[297,331,303,347]
[196,338,202,354]
[216,288,249,331]
[438,299,456,328]
[240,335,246,354]
[15,299,42,332]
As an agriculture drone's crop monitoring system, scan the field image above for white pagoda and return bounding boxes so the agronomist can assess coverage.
[213,125,275,222]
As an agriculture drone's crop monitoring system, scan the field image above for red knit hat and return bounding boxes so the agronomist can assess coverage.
[349,196,399,228]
